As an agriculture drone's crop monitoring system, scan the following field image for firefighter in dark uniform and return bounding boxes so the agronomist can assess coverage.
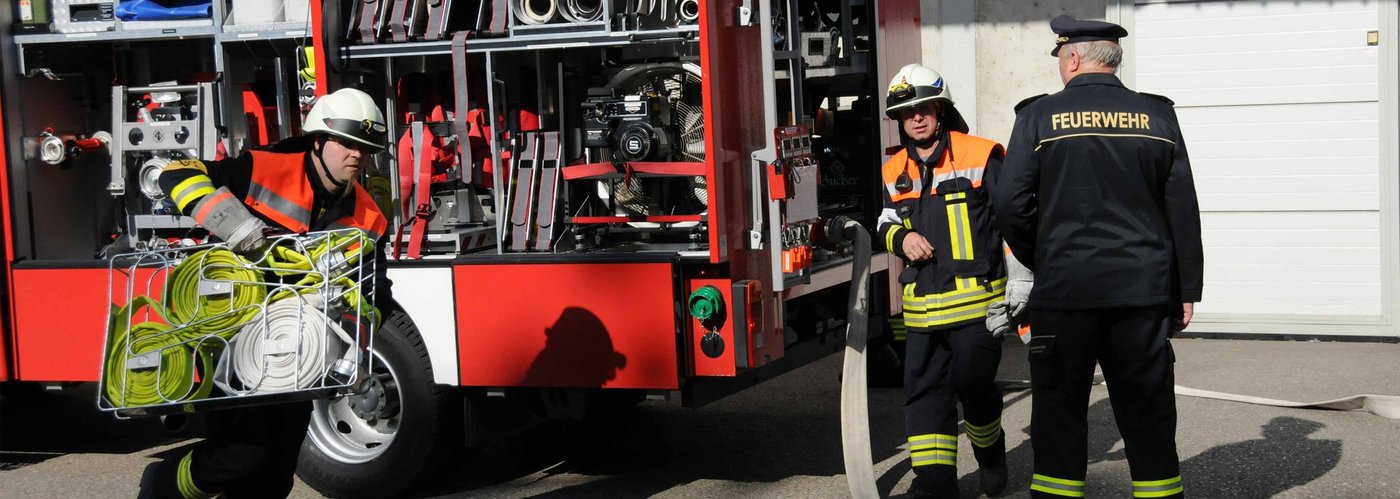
[992,16,1203,499]
[138,88,392,498]
[879,63,1009,498]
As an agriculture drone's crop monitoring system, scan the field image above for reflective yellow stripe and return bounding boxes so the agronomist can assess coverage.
[956,200,974,259]
[885,224,902,253]
[964,418,1003,448]
[945,194,962,258]
[1135,487,1184,498]
[910,448,957,466]
[1031,474,1086,497]
[1134,476,1183,497]
[904,277,1007,310]
[177,451,217,499]
[908,433,958,450]
[171,176,215,212]
[889,318,907,341]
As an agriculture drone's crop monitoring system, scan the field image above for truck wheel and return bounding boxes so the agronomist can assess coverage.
[297,310,458,498]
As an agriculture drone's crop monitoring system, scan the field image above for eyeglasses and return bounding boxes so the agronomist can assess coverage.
[897,101,941,121]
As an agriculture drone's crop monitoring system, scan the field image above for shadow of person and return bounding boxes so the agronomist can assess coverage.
[520,307,628,388]
[1181,416,1340,497]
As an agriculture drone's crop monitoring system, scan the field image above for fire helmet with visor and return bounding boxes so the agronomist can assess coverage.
[302,88,388,152]
[884,63,968,134]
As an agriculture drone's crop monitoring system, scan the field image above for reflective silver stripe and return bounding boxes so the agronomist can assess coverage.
[910,450,956,467]
[964,419,1002,448]
[908,435,957,450]
[248,180,312,226]
[1031,475,1086,497]
[929,167,984,188]
[883,178,925,199]
[904,301,997,328]
[904,278,1007,310]
[1133,476,1183,497]
[949,198,968,259]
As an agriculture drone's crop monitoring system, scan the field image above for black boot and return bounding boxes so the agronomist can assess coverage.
[905,472,961,499]
[973,432,1009,497]
[979,460,1009,496]
[136,459,180,499]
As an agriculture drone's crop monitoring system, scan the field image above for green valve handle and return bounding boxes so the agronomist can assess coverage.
[688,286,725,324]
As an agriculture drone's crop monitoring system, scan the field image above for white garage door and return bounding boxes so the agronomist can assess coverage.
[1134,0,1387,324]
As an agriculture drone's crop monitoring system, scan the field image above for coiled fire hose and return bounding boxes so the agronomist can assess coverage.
[102,296,217,408]
[513,0,557,25]
[231,294,357,393]
[261,233,381,329]
[827,216,880,499]
[103,234,379,407]
[166,248,268,332]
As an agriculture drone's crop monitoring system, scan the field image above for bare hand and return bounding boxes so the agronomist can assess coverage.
[1174,302,1195,332]
[902,232,935,261]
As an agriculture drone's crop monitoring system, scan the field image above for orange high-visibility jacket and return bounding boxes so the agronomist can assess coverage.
[877,132,1007,332]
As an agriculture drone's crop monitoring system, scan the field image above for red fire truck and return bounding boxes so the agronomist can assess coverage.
[0,0,919,496]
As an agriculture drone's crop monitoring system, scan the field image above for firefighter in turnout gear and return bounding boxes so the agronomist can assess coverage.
[137,88,392,499]
[992,16,1203,499]
[879,64,1008,498]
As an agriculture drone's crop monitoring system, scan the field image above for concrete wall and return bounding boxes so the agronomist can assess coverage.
[919,0,1109,144]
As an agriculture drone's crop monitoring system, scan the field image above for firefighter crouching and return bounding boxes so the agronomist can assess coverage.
[879,63,1009,498]
[138,88,393,498]
[993,16,1204,499]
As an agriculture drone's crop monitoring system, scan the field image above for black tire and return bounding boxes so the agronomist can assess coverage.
[297,310,459,498]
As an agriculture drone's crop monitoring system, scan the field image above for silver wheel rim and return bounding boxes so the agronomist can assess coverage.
[306,349,402,464]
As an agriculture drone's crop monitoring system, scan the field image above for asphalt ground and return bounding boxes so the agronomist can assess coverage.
[2,337,1398,498]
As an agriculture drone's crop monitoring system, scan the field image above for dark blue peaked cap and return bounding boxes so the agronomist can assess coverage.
[1050,15,1128,56]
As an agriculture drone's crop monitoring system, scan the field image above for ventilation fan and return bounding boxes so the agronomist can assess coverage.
[593,62,706,228]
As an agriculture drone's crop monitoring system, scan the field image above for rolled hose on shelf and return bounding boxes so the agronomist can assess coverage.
[677,0,699,24]
[559,0,603,22]
[512,0,557,25]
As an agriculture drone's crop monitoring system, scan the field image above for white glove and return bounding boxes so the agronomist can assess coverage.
[985,300,1010,339]
[1005,250,1033,320]
[195,187,268,254]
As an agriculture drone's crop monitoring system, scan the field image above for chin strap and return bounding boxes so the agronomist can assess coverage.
[313,137,350,193]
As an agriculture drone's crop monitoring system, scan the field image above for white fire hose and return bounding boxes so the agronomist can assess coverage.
[1088,372,1400,420]
[828,216,880,499]
[228,294,356,393]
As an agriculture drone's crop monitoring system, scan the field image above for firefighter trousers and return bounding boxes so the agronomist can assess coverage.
[1027,306,1183,498]
[904,321,1006,495]
[140,401,312,498]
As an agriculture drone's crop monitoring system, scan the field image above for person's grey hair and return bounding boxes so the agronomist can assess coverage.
[1067,40,1122,70]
